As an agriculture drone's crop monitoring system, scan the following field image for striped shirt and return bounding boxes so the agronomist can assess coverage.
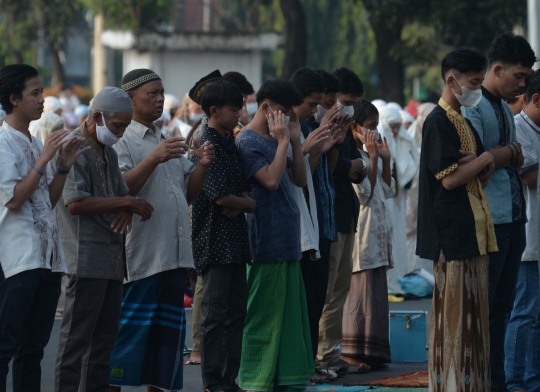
[115,120,196,282]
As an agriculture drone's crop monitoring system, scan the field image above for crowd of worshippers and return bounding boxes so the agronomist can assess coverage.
[0,30,539,392]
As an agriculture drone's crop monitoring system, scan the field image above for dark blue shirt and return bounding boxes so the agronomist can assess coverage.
[303,122,338,242]
[236,129,301,263]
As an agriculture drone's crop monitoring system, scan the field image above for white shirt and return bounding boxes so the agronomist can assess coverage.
[352,151,398,272]
[288,137,319,257]
[114,121,196,282]
[515,111,540,261]
[0,122,67,278]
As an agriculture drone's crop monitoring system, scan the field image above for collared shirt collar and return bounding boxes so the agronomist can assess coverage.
[207,126,237,153]
[3,121,33,143]
[481,86,500,103]
[80,121,104,157]
[129,120,160,139]
[438,98,463,118]
[519,109,540,133]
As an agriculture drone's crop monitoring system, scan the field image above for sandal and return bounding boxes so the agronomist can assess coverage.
[315,366,336,382]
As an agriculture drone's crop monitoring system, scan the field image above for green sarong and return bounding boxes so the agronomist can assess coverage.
[239,260,315,391]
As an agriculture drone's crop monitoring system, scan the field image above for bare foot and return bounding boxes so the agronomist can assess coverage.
[189,350,201,364]
[341,356,372,373]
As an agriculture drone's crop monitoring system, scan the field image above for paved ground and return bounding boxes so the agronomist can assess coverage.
[7,298,431,391]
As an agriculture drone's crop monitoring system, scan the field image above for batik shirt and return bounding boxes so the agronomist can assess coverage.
[417,99,497,261]
[191,127,251,274]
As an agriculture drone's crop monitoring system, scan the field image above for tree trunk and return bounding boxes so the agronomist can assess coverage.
[47,41,66,86]
[371,20,405,105]
[279,0,306,79]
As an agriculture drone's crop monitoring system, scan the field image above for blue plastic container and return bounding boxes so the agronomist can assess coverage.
[389,310,428,362]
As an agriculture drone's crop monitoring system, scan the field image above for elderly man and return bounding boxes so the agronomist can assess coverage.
[109,69,215,392]
[53,87,154,392]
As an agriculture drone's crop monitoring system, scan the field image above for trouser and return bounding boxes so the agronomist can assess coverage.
[200,264,247,392]
[489,222,526,392]
[318,231,354,365]
[192,275,203,353]
[0,268,61,392]
[505,260,540,392]
[55,275,123,392]
[300,239,331,361]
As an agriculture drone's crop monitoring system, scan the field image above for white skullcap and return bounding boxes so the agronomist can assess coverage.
[44,96,62,114]
[371,99,387,110]
[164,94,180,112]
[386,102,403,111]
[400,109,415,124]
[379,106,403,125]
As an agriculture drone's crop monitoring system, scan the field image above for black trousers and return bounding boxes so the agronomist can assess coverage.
[0,268,61,392]
[200,263,247,392]
[300,239,331,361]
[55,275,123,392]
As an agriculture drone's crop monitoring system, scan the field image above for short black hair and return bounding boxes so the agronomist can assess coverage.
[441,48,487,81]
[256,78,303,107]
[526,69,540,104]
[222,71,255,96]
[200,80,244,117]
[488,32,536,69]
[353,100,379,125]
[332,67,364,97]
[0,64,39,114]
[289,67,325,99]
[316,69,340,94]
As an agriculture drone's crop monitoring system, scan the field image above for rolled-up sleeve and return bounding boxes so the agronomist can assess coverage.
[0,143,21,206]
[114,138,134,174]
[63,155,92,205]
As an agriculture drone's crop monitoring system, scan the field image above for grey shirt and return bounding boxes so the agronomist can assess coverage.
[53,124,129,281]
[115,120,195,282]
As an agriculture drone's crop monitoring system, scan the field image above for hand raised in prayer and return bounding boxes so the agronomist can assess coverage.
[318,124,342,154]
[266,109,289,144]
[57,136,90,171]
[363,129,379,159]
[377,137,391,162]
[111,211,133,234]
[319,105,340,129]
[302,124,332,156]
[288,111,302,143]
[40,130,71,163]
[335,114,354,139]
[152,136,189,164]
[126,196,154,222]
[193,139,215,167]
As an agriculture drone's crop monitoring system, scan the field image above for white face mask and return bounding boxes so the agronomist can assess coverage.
[189,112,204,123]
[314,105,329,122]
[452,77,483,108]
[337,100,354,116]
[96,113,119,146]
[359,127,381,143]
[246,102,258,116]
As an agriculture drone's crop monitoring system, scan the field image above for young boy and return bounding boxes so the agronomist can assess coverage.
[236,78,312,391]
[462,32,535,391]
[506,69,540,392]
[289,68,346,380]
[0,64,86,390]
[418,48,497,390]
[342,100,395,371]
[318,67,365,370]
[191,80,254,392]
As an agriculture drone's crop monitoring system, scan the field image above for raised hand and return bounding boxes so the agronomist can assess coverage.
[363,129,379,158]
[319,105,340,128]
[151,136,189,164]
[126,196,154,222]
[377,136,391,162]
[40,130,71,163]
[57,137,90,171]
[193,139,215,167]
[288,111,301,143]
[110,210,133,234]
[267,109,290,144]
[302,124,331,156]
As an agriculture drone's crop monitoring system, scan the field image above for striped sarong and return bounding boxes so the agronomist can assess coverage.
[109,268,187,390]
[239,260,314,392]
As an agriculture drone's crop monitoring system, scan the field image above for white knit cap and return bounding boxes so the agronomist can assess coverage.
[44,96,62,114]
[90,87,133,114]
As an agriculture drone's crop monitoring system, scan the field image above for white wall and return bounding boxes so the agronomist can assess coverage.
[123,50,263,99]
